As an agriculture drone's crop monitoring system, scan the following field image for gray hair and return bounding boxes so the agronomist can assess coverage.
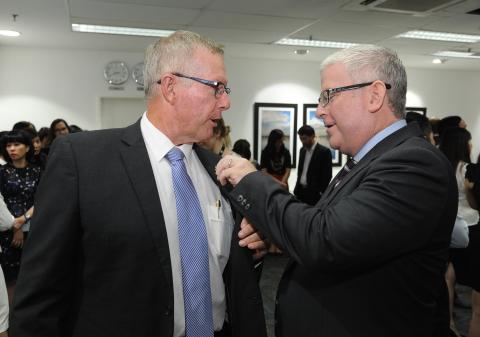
[321,45,407,118]
[143,30,224,98]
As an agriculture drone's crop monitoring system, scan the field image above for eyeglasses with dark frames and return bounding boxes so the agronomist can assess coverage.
[318,81,391,107]
[157,72,231,98]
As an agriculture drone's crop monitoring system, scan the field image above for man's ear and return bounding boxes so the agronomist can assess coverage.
[367,81,388,113]
[160,74,177,104]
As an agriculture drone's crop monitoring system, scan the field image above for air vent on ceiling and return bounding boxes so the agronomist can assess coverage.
[343,0,466,15]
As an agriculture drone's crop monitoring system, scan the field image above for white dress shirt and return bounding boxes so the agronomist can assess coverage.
[141,113,233,337]
[299,144,315,186]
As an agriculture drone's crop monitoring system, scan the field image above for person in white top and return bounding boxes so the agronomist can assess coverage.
[439,125,477,334]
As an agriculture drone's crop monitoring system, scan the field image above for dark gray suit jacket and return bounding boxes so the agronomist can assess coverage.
[228,122,457,337]
[10,121,266,337]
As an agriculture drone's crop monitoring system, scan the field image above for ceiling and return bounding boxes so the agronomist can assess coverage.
[1,0,480,70]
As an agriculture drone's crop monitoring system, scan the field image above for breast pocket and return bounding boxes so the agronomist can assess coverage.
[207,205,233,266]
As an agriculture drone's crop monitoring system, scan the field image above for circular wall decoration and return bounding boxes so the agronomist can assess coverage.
[104,61,129,85]
[132,62,145,87]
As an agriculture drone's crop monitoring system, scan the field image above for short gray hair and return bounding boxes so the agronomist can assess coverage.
[321,45,407,118]
[143,30,224,98]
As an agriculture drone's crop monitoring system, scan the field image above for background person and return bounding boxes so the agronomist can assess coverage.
[198,118,231,156]
[462,159,480,337]
[217,44,457,337]
[0,130,39,302]
[0,191,28,337]
[293,125,332,205]
[405,111,435,145]
[47,118,71,145]
[260,129,292,190]
[439,126,478,335]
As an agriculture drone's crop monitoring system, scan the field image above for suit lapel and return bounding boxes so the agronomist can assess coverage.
[321,122,423,204]
[194,144,234,196]
[297,148,305,180]
[119,121,173,286]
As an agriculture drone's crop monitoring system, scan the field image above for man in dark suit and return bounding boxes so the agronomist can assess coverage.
[217,45,456,337]
[10,31,267,337]
[293,125,332,205]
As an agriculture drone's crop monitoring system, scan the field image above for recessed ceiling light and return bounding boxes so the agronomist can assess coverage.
[0,30,21,37]
[433,51,480,59]
[275,38,358,49]
[432,58,445,64]
[397,30,480,43]
[72,23,175,37]
[294,49,310,55]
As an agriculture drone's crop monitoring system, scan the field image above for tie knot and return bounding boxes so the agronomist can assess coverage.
[166,147,184,163]
[345,157,356,170]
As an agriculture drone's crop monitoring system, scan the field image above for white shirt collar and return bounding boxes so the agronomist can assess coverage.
[141,112,194,163]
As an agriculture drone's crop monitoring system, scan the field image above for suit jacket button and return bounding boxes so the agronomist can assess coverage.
[237,195,244,202]
[241,199,247,206]
[245,204,251,210]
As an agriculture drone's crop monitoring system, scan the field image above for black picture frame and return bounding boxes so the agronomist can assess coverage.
[405,106,427,116]
[303,103,342,167]
[254,102,298,168]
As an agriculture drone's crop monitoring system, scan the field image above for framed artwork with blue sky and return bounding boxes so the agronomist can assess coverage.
[254,102,297,168]
[303,103,342,167]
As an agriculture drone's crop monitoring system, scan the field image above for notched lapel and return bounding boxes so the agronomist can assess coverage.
[321,122,422,204]
[120,122,173,286]
[194,144,233,195]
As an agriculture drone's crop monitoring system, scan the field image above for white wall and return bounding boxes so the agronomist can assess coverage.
[1,46,480,187]
[0,47,145,131]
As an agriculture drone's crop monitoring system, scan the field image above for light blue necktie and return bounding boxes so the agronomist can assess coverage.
[166,147,214,337]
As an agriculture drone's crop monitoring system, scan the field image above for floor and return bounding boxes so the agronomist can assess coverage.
[259,254,473,337]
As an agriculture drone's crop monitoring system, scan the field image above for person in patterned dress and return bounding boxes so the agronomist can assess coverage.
[0,130,39,300]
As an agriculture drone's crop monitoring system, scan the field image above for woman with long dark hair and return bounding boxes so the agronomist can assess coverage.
[439,126,478,335]
[260,129,292,189]
[0,130,40,300]
[464,153,480,337]
[47,118,71,148]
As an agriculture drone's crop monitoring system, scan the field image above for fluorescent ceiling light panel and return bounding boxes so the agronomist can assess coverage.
[433,51,480,59]
[72,24,175,37]
[275,38,358,49]
[397,30,480,43]
[0,30,21,37]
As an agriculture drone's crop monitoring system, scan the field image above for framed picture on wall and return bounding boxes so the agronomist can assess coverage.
[254,102,297,168]
[405,106,427,116]
[303,103,342,167]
